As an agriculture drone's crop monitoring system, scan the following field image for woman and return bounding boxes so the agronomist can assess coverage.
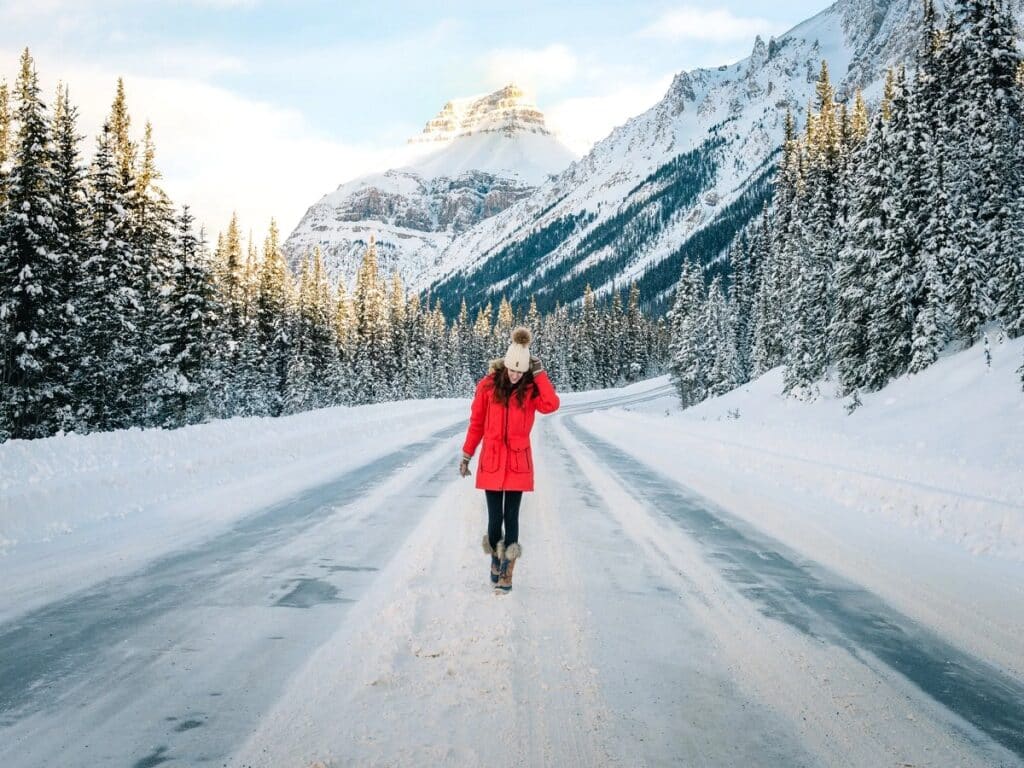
[460,326,560,593]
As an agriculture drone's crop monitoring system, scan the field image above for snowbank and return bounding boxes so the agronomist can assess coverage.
[0,399,466,619]
[580,335,1024,562]
[575,337,1024,678]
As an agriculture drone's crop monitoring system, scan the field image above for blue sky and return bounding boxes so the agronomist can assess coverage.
[0,0,830,235]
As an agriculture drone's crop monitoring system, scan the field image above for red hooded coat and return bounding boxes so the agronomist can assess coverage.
[462,365,560,492]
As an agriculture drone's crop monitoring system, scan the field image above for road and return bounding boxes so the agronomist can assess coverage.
[1,388,1021,767]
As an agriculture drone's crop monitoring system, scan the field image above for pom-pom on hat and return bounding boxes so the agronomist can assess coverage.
[504,326,532,373]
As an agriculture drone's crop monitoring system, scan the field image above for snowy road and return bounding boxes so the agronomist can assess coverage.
[2,386,1023,767]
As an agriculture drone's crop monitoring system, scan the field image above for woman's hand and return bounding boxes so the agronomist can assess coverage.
[459,453,472,478]
[530,356,544,374]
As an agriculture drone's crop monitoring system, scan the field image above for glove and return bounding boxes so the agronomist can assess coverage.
[459,453,471,478]
[530,356,543,374]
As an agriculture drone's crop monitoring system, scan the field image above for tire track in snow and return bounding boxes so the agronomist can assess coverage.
[543,419,822,768]
[0,422,463,768]
[560,415,1024,766]
[230,435,615,768]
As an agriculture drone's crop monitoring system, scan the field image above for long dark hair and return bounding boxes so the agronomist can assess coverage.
[493,366,537,407]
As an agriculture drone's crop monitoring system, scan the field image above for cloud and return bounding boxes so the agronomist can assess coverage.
[545,75,675,156]
[0,47,394,240]
[483,44,578,94]
[638,6,788,43]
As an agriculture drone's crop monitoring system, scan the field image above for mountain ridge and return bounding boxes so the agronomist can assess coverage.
[283,84,577,284]
[419,0,1023,314]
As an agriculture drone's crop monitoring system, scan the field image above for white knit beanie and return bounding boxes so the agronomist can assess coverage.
[503,326,532,373]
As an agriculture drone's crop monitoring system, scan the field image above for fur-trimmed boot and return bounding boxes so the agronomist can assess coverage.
[482,535,503,584]
[495,542,521,593]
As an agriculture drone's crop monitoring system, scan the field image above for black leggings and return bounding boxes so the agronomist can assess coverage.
[486,490,523,551]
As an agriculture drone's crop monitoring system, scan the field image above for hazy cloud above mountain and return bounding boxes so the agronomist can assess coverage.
[638,6,790,42]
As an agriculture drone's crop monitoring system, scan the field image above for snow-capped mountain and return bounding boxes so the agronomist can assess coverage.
[284,85,577,284]
[420,0,1024,313]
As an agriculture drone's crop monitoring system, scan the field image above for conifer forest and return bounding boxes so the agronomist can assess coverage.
[669,0,1024,407]
[2,0,1023,443]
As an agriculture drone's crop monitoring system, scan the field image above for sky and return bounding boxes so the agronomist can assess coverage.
[0,0,830,239]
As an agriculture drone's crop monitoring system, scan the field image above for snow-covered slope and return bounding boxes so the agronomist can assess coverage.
[420,0,1023,312]
[284,85,577,284]
[575,334,1024,678]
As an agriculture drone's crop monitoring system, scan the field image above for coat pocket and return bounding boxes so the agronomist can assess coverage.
[508,436,532,473]
[480,440,501,473]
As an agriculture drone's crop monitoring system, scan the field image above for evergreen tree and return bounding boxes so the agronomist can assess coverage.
[333,276,355,402]
[217,212,246,346]
[156,207,220,426]
[253,219,293,416]
[351,235,390,404]
[830,111,885,394]
[625,282,647,382]
[0,49,65,439]
[868,67,919,385]
[134,121,177,424]
[943,0,1020,340]
[50,84,88,430]
[668,259,708,406]
[80,120,139,430]
[0,78,10,207]
[705,276,740,397]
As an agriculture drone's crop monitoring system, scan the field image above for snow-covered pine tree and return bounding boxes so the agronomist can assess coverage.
[668,258,708,406]
[388,271,408,400]
[728,222,764,382]
[570,285,599,391]
[50,84,89,431]
[625,282,647,382]
[906,2,952,372]
[79,120,138,430]
[0,49,64,439]
[286,254,314,412]
[600,288,625,387]
[705,275,741,397]
[547,302,572,386]
[495,296,514,344]
[943,0,1005,340]
[253,220,293,416]
[134,121,178,424]
[156,206,221,426]
[217,212,247,348]
[351,235,390,404]
[830,108,885,394]
[403,291,434,398]
[980,1,1024,337]
[417,298,446,398]
[909,181,948,375]
[867,67,920,386]
[452,297,474,394]
[333,276,355,403]
[0,78,10,207]
[784,62,842,398]
[753,111,801,377]
[782,123,828,397]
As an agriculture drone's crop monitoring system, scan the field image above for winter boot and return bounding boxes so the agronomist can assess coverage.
[495,542,521,593]
[482,535,503,584]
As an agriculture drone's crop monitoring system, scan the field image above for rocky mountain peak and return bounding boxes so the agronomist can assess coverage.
[409,84,552,145]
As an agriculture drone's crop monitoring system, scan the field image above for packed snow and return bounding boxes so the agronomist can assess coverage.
[0,399,465,622]
[1,339,1022,767]
[576,334,1024,678]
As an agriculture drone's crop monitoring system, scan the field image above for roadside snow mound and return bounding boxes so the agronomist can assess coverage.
[580,335,1024,561]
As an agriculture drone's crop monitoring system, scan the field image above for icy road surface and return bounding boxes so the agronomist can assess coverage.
[1,383,1022,767]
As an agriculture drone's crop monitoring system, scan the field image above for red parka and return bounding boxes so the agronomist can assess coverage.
[462,365,560,492]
